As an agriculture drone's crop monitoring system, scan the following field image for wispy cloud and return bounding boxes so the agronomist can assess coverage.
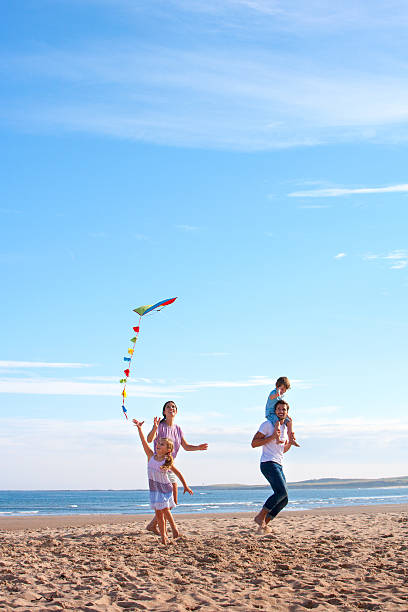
[2,416,407,451]
[5,31,408,150]
[108,0,408,30]
[363,250,408,270]
[289,183,408,198]
[0,361,92,369]
[175,224,201,232]
[198,352,230,357]
[0,374,310,397]
[297,204,331,209]
[334,253,346,259]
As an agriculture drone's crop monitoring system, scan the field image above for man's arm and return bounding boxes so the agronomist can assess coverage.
[251,431,276,448]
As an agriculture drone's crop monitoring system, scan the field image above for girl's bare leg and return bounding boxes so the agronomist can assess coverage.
[147,483,177,534]
[163,508,179,538]
[155,509,168,545]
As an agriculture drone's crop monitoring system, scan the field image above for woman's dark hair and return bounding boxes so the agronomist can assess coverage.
[160,400,178,423]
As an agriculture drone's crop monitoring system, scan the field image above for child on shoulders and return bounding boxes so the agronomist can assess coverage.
[265,376,300,447]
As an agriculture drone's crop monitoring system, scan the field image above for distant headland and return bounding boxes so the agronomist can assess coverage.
[203,476,408,490]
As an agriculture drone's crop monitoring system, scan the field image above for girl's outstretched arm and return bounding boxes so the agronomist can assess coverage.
[170,465,193,496]
[146,416,160,443]
[132,419,154,459]
[180,436,208,452]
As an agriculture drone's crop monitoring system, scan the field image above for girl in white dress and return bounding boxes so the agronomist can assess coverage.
[133,419,193,545]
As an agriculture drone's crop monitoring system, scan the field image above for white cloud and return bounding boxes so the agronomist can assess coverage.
[363,250,408,270]
[334,252,346,259]
[198,352,230,357]
[6,38,408,150]
[297,204,331,209]
[1,416,407,488]
[175,224,201,231]
[0,375,310,397]
[104,0,408,30]
[0,361,92,369]
[289,183,408,198]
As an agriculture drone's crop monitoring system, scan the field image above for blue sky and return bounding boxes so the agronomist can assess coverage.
[1,0,407,489]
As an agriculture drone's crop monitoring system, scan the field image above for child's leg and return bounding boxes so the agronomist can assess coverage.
[163,508,179,538]
[286,417,300,447]
[155,509,168,545]
[267,414,285,443]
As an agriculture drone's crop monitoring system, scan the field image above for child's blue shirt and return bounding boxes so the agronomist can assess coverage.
[265,388,285,424]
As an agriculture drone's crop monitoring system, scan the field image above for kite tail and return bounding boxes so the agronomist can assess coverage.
[121,314,142,418]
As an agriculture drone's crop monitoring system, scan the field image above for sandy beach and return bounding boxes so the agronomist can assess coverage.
[1,504,407,611]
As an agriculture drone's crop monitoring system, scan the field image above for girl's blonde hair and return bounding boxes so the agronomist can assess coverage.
[157,437,174,471]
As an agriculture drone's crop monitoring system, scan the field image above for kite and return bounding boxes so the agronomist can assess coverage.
[120,297,177,419]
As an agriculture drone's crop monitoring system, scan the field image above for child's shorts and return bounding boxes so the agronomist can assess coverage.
[168,471,177,484]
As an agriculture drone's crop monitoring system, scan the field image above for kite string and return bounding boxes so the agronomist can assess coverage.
[122,314,142,413]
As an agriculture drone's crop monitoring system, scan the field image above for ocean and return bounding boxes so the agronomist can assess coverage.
[1,486,408,517]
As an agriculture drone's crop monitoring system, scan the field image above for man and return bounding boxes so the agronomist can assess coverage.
[251,399,293,532]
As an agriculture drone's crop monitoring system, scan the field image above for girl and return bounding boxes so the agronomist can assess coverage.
[132,418,193,545]
[145,400,207,534]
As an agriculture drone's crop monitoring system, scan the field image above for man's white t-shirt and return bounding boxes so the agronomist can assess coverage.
[258,420,287,465]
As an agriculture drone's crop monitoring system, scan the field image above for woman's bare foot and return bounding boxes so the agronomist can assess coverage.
[146,521,160,536]
[171,527,180,539]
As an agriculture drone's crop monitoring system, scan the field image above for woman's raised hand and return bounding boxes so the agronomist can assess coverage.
[153,416,160,429]
[132,419,144,429]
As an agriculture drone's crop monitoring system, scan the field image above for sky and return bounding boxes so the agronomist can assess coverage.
[1,0,407,490]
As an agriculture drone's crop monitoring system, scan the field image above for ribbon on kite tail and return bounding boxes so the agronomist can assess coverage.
[120,297,177,419]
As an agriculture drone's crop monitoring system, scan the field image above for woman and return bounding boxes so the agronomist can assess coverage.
[145,400,208,534]
[251,399,293,532]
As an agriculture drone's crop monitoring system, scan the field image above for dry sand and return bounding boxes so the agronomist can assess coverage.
[0,505,407,611]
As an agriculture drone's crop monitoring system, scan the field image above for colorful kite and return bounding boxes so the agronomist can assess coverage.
[120,297,177,419]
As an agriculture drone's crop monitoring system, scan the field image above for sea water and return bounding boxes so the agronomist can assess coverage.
[1,486,407,517]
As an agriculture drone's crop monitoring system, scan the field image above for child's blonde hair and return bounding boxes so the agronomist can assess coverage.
[158,437,174,471]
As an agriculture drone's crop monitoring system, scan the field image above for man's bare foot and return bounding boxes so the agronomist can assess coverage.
[254,514,266,529]
[257,524,272,535]
[146,522,160,536]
